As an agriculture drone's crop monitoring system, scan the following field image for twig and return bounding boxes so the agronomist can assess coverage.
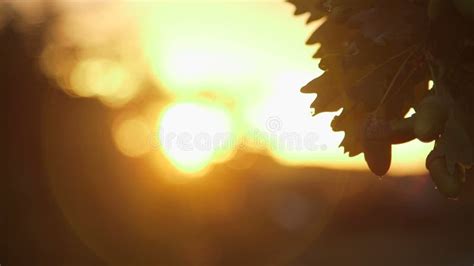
[388,64,419,101]
[354,45,418,87]
[376,45,420,112]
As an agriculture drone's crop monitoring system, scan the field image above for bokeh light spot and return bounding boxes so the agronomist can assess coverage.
[70,58,138,107]
[113,117,151,158]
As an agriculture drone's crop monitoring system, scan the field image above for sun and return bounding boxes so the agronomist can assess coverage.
[157,102,235,175]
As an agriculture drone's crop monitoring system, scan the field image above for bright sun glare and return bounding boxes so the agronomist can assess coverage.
[157,102,234,175]
[23,0,434,175]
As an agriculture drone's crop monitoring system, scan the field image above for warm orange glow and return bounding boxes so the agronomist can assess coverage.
[157,102,234,175]
[113,117,151,158]
[69,58,139,107]
[38,1,145,108]
[19,0,433,175]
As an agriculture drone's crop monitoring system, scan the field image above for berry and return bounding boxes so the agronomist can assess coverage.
[414,95,449,142]
[426,151,464,199]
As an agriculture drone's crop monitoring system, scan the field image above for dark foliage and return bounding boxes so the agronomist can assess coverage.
[289,0,474,198]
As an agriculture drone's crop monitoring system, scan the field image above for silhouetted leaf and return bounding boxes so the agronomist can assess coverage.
[290,0,474,197]
[331,104,368,156]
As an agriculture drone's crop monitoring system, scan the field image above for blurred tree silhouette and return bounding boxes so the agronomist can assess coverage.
[289,0,474,198]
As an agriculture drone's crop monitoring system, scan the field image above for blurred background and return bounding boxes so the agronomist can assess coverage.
[3,1,474,265]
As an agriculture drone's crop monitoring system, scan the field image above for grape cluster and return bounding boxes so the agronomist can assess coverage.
[289,0,474,198]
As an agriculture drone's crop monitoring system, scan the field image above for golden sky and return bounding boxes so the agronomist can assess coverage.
[6,0,433,175]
